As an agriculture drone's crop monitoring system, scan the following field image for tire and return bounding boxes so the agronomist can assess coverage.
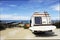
[33,31,45,34]
[48,30,52,32]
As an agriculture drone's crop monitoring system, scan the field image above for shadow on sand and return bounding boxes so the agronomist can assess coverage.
[33,32,57,37]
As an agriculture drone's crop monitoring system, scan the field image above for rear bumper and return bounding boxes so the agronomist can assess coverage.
[29,25,56,32]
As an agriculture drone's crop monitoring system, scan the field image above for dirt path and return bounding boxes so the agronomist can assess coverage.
[0,27,60,40]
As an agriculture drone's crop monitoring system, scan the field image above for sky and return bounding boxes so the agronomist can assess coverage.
[0,0,60,20]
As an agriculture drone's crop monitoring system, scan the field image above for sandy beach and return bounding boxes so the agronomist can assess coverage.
[0,27,60,40]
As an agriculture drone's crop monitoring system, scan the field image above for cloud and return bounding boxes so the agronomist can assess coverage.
[29,0,43,3]
[51,16,60,20]
[0,7,10,12]
[50,4,60,11]
[29,0,57,4]
[9,5,17,7]
[0,14,30,20]
[0,8,3,11]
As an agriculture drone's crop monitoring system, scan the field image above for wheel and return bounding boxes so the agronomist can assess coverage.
[48,30,52,32]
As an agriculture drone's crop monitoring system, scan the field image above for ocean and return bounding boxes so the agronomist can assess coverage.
[0,20,30,24]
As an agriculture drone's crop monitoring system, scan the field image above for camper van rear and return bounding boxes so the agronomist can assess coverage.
[29,12,56,33]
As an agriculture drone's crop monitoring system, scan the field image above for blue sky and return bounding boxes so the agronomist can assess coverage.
[0,0,60,20]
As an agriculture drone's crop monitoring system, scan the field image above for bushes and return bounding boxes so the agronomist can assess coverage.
[0,23,6,31]
[0,26,6,31]
[52,21,60,28]
[0,21,18,31]
[7,23,17,28]
[17,23,25,28]
[24,23,30,29]
[0,20,30,31]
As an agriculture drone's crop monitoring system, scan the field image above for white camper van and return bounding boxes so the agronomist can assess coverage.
[29,12,56,33]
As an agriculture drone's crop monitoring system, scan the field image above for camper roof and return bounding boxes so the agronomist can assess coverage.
[33,12,49,15]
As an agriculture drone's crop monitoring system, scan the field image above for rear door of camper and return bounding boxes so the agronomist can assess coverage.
[35,17,42,25]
